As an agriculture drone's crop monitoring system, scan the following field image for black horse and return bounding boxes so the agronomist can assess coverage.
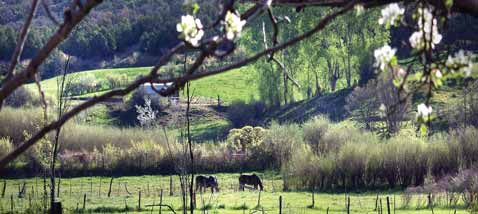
[195,175,219,193]
[239,174,263,191]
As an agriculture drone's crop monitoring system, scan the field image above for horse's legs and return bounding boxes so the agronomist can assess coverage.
[254,184,257,190]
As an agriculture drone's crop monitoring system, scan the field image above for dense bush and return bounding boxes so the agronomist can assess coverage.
[0,137,13,159]
[346,73,411,135]
[1,107,478,183]
[285,118,478,191]
[4,86,40,107]
[226,126,265,153]
[106,74,129,89]
[67,73,101,95]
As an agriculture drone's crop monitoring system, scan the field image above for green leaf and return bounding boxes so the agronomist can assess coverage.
[192,3,200,15]
[419,124,428,136]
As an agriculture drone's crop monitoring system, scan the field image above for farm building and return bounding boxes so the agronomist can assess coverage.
[138,82,179,105]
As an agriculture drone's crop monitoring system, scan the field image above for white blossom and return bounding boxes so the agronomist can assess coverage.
[409,8,442,50]
[433,69,443,79]
[379,103,387,118]
[135,98,158,128]
[176,14,204,47]
[446,50,474,76]
[417,103,432,118]
[224,11,246,40]
[396,68,407,77]
[378,3,404,26]
[374,45,397,71]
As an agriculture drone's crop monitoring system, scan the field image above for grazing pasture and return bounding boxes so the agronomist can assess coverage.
[0,173,468,214]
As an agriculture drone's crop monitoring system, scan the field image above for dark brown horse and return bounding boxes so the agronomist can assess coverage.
[239,174,263,191]
[195,175,219,193]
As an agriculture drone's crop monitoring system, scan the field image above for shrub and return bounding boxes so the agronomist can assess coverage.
[346,73,411,135]
[67,73,100,95]
[125,140,163,170]
[302,116,330,155]
[226,126,265,153]
[4,86,39,107]
[129,87,163,111]
[450,127,478,168]
[106,74,128,89]
[263,123,302,190]
[336,143,368,188]
[0,137,13,159]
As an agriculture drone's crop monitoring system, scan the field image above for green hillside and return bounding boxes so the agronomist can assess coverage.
[27,66,259,103]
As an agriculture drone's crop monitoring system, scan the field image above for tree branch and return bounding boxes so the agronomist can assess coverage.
[2,0,41,85]
[0,43,183,168]
[154,1,357,92]
[0,0,356,168]
[0,0,103,108]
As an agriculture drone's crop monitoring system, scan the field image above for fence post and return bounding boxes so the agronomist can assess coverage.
[374,194,378,211]
[89,177,93,195]
[386,196,391,214]
[1,180,5,198]
[10,194,13,213]
[279,195,282,214]
[108,177,114,197]
[347,196,350,214]
[137,190,141,211]
[169,177,173,196]
[98,176,102,197]
[428,193,434,214]
[159,189,163,214]
[82,193,86,211]
[311,190,315,208]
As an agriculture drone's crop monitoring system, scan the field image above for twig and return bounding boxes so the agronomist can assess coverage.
[2,0,41,85]
[41,0,60,25]
[0,0,104,107]
[0,0,357,168]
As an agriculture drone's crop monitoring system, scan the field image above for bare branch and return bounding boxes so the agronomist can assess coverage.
[153,2,357,95]
[34,73,48,123]
[0,43,183,168]
[2,0,41,84]
[0,0,103,108]
[41,0,60,25]
[247,0,478,16]
[0,0,356,168]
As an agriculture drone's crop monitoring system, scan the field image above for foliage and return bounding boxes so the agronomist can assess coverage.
[67,73,100,95]
[135,98,158,128]
[0,137,13,159]
[226,126,265,153]
[4,86,40,108]
[346,72,411,135]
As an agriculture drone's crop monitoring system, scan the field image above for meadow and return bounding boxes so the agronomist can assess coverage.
[26,65,260,104]
[0,173,469,214]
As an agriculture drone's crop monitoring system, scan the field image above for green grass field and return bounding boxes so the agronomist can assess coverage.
[0,173,469,214]
[27,66,259,104]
